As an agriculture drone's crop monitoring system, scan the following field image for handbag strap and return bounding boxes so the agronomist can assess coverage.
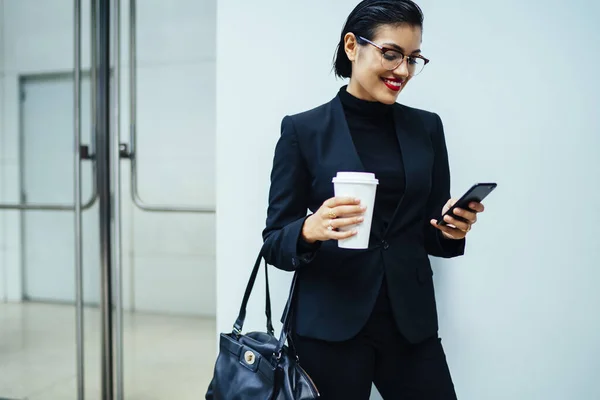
[233,250,274,336]
[264,259,275,336]
[275,270,299,355]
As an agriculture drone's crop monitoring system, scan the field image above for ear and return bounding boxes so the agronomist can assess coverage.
[344,32,358,62]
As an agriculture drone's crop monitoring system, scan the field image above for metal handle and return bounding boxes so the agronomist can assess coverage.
[0,194,97,210]
[74,1,85,399]
[96,1,114,399]
[112,0,124,399]
[129,0,214,214]
[0,59,99,212]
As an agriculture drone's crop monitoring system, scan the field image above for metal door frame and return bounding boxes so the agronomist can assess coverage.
[17,71,96,303]
[0,1,216,399]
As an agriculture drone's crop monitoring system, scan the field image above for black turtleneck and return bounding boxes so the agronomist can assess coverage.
[338,86,406,233]
[297,86,407,253]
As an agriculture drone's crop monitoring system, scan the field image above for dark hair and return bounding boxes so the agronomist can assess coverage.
[333,0,424,78]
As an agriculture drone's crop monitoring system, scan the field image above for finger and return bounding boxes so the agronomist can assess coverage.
[430,219,453,234]
[324,216,363,231]
[453,208,477,224]
[431,219,451,230]
[330,228,358,240]
[323,218,336,232]
[330,204,367,218]
[324,196,361,208]
[321,208,338,219]
[468,202,485,213]
[443,214,470,231]
[430,219,464,239]
[334,216,365,228]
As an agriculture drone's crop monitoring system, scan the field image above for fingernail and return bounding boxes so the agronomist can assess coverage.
[358,217,364,222]
[355,198,361,203]
[361,206,367,211]
[454,209,462,215]
[353,229,358,234]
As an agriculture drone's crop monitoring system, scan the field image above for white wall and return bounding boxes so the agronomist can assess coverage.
[216,0,600,399]
[0,0,217,316]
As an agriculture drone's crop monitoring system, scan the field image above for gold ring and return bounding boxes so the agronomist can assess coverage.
[328,211,337,219]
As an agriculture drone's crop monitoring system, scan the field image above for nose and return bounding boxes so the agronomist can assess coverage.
[393,58,410,78]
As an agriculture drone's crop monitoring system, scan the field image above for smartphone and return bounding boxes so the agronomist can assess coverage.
[437,182,497,226]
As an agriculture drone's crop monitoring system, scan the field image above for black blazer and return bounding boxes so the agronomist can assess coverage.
[262,93,465,344]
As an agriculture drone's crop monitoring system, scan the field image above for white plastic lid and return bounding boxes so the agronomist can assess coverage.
[332,171,379,185]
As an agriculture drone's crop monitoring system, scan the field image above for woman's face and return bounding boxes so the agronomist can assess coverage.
[345,24,423,104]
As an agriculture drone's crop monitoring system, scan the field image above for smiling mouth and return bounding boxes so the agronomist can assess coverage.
[382,78,403,91]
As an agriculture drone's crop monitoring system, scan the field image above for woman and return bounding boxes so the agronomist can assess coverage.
[262,1,485,398]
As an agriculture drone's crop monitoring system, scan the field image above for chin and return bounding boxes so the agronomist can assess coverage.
[376,91,400,105]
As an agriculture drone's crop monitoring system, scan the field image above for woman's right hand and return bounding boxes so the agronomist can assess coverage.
[301,197,367,243]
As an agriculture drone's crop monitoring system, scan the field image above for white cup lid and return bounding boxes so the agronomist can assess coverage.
[332,171,379,184]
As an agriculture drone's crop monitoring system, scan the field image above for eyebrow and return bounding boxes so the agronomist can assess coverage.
[382,43,421,54]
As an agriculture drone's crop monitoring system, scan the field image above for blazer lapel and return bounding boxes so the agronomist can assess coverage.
[327,97,430,237]
[384,105,419,236]
[330,96,365,173]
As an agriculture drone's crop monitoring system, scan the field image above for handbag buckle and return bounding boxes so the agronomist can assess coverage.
[244,350,256,365]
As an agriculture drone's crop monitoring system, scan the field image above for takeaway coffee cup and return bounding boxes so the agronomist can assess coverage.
[332,172,379,249]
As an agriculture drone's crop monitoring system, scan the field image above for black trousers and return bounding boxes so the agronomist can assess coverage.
[292,279,457,400]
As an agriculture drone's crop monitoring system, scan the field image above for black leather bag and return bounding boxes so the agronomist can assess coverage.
[205,250,320,400]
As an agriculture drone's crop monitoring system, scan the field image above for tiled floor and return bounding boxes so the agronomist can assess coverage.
[0,302,216,400]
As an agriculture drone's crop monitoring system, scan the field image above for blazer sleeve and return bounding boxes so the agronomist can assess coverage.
[262,116,321,271]
[424,113,466,258]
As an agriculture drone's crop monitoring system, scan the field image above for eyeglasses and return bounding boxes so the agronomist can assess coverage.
[357,36,430,76]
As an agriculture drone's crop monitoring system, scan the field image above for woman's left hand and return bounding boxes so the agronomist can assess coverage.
[429,199,485,240]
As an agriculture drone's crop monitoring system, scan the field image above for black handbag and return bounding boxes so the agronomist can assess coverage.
[205,250,320,400]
